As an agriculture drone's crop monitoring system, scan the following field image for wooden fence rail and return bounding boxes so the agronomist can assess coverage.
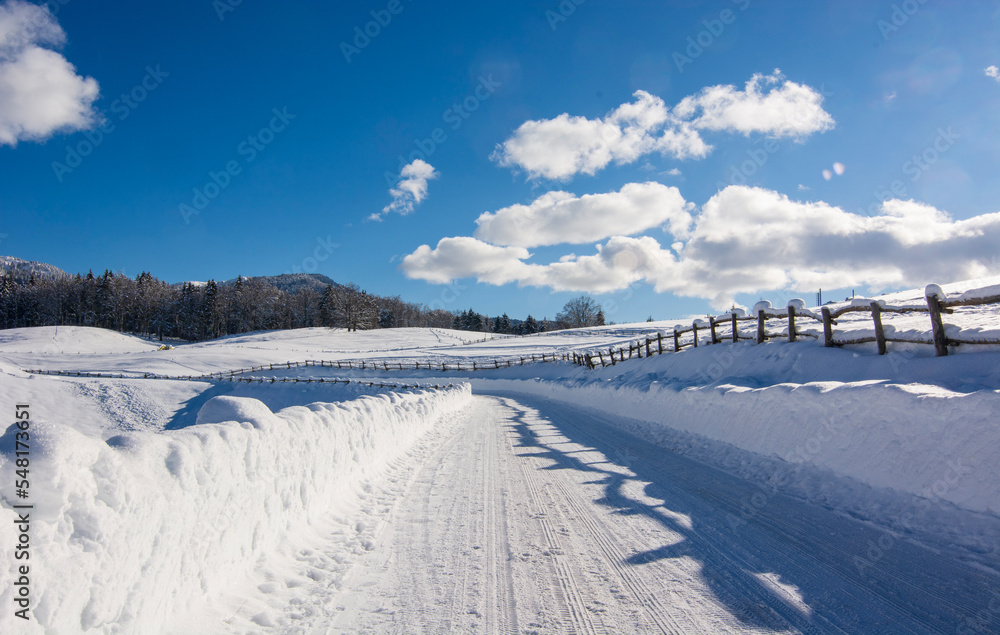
[572,284,1000,368]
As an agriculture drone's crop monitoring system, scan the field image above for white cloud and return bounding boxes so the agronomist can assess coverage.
[473,181,690,248]
[833,162,845,175]
[401,185,1000,309]
[399,236,533,285]
[370,159,438,221]
[0,0,99,147]
[673,71,834,138]
[664,167,682,176]
[986,65,1000,82]
[492,70,833,181]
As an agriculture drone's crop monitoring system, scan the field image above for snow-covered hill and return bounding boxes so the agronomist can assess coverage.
[0,256,68,283]
[1,276,999,632]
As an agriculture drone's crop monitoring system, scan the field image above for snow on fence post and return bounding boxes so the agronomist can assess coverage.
[731,313,738,343]
[709,317,718,344]
[756,310,766,344]
[787,305,797,343]
[636,341,643,358]
[645,337,651,357]
[871,301,887,355]
[673,328,679,352]
[692,322,699,348]
[821,308,835,347]
[586,353,594,369]
[925,284,950,357]
[657,332,663,354]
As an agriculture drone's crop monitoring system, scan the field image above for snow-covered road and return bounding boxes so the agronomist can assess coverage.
[317,393,999,634]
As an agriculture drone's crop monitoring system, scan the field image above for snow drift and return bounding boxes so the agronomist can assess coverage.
[0,385,472,634]
[471,345,1000,518]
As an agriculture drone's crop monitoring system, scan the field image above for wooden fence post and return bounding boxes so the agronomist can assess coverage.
[609,347,617,365]
[756,310,766,344]
[673,328,679,352]
[731,313,738,343]
[871,301,887,355]
[709,317,718,344]
[597,351,604,367]
[636,341,643,358]
[787,305,797,343]
[657,333,663,354]
[645,337,651,357]
[821,307,834,347]
[692,323,699,348]
[926,292,949,357]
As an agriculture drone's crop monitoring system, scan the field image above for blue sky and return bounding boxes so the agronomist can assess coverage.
[2,0,1000,323]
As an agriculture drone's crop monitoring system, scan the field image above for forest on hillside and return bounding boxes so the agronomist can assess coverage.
[0,268,577,341]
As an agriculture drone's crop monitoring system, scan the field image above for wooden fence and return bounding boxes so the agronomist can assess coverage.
[570,286,1000,369]
[24,368,457,390]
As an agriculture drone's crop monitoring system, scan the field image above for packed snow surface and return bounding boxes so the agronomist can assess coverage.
[1,276,1000,633]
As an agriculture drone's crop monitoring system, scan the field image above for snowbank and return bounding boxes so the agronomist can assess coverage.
[0,385,471,634]
[471,353,1000,518]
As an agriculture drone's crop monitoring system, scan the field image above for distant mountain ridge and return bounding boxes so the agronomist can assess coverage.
[0,256,68,283]
[222,273,341,294]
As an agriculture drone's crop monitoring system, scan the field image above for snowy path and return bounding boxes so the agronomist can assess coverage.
[314,393,999,634]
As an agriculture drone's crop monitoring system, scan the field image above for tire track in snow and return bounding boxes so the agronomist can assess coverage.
[498,401,604,635]
[498,397,751,634]
[490,390,1000,634]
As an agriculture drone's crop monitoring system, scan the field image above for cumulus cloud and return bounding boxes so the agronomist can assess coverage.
[473,181,691,248]
[399,237,533,285]
[401,185,1000,309]
[371,159,438,221]
[492,70,833,181]
[673,71,834,137]
[986,65,1000,82]
[0,0,99,146]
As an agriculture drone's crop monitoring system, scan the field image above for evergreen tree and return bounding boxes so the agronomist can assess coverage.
[523,314,538,334]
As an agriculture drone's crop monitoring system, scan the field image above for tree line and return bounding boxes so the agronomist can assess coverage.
[0,269,606,341]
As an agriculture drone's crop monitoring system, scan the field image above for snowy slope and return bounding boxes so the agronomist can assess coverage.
[1,276,999,632]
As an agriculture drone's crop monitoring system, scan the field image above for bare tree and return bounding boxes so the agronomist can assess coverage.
[555,295,603,329]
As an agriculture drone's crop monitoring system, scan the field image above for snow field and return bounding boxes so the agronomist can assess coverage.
[0,384,472,634]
